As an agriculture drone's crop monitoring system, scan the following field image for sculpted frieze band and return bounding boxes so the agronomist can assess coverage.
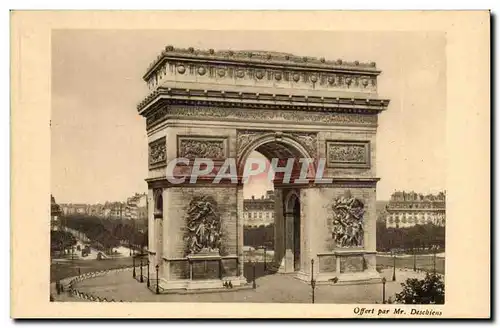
[147,106,378,130]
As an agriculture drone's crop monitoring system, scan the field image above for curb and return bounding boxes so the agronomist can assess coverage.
[60,266,133,302]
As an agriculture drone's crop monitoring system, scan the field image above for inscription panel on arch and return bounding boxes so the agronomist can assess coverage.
[326,140,371,169]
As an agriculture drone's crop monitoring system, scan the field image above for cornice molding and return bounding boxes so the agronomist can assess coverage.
[138,87,390,114]
[143,46,380,82]
[145,177,380,189]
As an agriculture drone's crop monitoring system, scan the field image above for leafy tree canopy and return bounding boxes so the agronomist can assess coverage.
[395,273,445,304]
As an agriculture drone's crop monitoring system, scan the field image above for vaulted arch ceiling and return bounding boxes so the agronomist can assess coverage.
[255,141,302,161]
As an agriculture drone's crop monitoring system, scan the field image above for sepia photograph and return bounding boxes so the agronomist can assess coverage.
[11,10,490,319]
[49,29,447,305]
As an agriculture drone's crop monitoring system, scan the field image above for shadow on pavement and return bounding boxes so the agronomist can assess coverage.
[243,261,277,282]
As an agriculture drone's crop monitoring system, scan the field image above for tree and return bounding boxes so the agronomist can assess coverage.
[395,273,445,304]
[50,230,77,254]
[243,224,274,248]
[376,221,445,252]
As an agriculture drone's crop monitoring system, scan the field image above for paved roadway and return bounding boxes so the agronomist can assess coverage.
[63,267,428,304]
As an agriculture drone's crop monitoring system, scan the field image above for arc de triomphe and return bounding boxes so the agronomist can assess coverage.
[138,46,390,291]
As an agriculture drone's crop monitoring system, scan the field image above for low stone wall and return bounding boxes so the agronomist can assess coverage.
[60,266,134,302]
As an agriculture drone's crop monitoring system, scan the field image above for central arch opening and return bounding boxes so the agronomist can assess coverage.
[242,150,274,278]
[241,137,314,278]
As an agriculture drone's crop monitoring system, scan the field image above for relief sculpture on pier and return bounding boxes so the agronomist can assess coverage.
[331,192,365,248]
[184,195,222,255]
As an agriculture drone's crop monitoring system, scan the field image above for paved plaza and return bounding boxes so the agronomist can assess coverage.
[63,267,428,304]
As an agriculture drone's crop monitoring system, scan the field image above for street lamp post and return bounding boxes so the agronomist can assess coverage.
[155,264,160,294]
[433,246,437,275]
[147,259,150,288]
[382,277,387,304]
[413,247,417,272]
[252,261,256,289]
[311,259,316,304]
[392,251,396,281]
[263,246,267,272]
[132,255,136,278]
[140,257,144,283]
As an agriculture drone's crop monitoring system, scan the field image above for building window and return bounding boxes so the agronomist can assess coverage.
[259,212,262,218]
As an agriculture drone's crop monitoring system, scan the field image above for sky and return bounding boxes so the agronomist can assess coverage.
[51,30,446,204]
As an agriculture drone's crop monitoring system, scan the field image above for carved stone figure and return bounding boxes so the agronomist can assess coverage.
[184,196,222,255]
[331,193,365,248]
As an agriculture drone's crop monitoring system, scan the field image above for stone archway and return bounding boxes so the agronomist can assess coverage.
[139,46,390,291]
[237,135,313,277]
[283,189,301,273]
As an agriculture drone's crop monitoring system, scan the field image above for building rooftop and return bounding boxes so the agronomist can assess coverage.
[389,191,446,202]
[243,191,275,211]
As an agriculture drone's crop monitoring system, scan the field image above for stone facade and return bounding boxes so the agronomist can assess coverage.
[51,195,62,231]
[139,47,390,290]
[243,191,275,227]
[385,191,446,228]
